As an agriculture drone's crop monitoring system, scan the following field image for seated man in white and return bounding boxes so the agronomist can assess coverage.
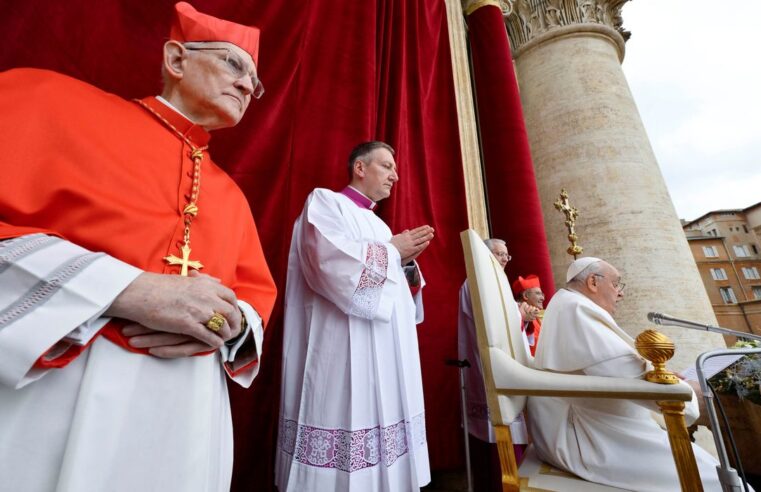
[529,257,724,492]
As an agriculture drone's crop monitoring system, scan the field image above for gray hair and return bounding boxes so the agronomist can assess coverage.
[483,238,506,250]
[567,260,605,285]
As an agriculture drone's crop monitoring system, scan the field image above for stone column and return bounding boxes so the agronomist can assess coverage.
[503,0,723,369]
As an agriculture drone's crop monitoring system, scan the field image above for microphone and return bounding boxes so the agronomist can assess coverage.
[647,312,761,341]
[647,312,709,330]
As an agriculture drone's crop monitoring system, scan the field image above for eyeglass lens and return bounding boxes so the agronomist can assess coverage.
[186,46,264,99]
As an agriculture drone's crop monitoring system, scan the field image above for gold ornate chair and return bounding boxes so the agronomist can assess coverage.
[460,229,703,492]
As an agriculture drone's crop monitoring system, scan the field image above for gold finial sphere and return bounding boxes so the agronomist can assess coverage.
[635,329,679,384]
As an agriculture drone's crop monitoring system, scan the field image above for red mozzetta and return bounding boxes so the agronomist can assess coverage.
[0,68,277,367]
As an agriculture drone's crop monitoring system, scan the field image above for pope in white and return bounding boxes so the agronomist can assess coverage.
[528,257,724,492]
[275,141,435,491]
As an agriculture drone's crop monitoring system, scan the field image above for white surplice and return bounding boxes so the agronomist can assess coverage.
[0,234,263,492]
[528,288,723,492]
[457,281,529,444]
[275,188,430,491]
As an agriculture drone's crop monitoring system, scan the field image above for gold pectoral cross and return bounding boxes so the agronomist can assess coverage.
[164,244,203,276]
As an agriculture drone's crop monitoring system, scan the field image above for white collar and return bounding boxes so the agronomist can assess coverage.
[155,95,195,122]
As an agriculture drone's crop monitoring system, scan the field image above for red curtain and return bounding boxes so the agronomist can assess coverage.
[2,1,472,489]
[467,6,555,299]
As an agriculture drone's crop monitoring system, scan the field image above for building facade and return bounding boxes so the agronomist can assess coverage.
[683,203,761,341]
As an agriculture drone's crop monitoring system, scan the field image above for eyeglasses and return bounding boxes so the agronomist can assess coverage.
[185,46,265,99]
[493,252,512,262]
[593,274,625,292]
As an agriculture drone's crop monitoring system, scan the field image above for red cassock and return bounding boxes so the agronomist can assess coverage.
[0,68,277,367]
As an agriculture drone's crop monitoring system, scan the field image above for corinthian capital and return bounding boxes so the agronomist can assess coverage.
[505,0,630,53]
[461,0,514,16]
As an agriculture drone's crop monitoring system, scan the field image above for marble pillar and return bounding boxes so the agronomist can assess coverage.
[502,0,724,370]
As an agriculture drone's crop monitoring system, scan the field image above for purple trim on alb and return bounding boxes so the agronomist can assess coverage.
[340,186,377,210]
[278,413,426,473]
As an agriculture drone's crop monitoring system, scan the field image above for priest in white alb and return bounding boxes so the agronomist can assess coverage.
[275,141,434,491]
[528,257,724,491]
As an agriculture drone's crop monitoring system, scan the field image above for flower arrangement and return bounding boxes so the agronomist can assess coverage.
[709,340,761,405]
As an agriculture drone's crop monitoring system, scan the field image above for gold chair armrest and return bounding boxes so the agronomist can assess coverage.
[489,350,692,401]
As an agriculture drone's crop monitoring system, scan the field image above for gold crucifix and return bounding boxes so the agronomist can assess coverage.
[554,189,583,260]
[164,244,203,276]
[134,99,208,278]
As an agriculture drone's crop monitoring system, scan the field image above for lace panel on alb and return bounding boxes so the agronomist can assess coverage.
[348,242,388,319]
[278,413,426,472]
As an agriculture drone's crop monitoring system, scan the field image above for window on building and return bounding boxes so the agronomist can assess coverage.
[744,225,749,233]
[703,246,719,257]
[743,267,761,280]
[753,286,761,300]
[710,268,728,280]
[753,245,759,255]
[733,245,750,257]
[709,229,718,236]
[719,287,738,304]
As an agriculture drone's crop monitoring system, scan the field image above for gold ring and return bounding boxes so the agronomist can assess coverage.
[205,313,226,332]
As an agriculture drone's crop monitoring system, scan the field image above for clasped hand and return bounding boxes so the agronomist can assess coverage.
[105,270,242,358]
[519,302,540,322]
[390,225,434,264]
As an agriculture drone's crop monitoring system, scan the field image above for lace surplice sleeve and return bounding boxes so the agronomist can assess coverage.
[296,189,401,322]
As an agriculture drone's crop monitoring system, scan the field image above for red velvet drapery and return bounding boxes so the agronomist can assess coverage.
[1,1,477,489]
[467,5,556,300]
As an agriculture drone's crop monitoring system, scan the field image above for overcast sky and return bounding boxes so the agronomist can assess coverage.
[621,0,761,221]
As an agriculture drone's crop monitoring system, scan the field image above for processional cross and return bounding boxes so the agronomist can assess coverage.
[554,189,583,260]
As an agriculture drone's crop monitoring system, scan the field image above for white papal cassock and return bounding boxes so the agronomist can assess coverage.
[529,288,724,492]
[275,187,430,491]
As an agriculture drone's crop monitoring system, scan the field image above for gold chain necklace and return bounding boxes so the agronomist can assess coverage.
[134,99,208,276]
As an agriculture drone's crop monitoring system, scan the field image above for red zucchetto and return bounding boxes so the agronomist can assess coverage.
[170,2,260,65]
[512,274,541,295]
